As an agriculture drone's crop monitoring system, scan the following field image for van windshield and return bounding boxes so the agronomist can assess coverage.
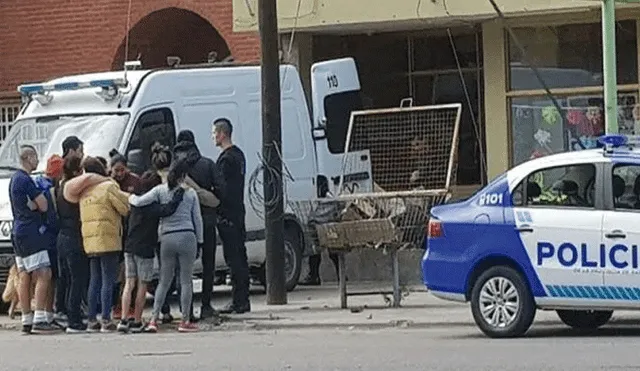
[0,114,129,171]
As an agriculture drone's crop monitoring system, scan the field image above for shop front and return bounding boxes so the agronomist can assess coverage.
[484,12,640,179]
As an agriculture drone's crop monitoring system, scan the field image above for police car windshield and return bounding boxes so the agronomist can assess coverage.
[0,114,129,171]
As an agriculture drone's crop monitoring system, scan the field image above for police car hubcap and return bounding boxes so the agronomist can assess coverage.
[479,277,519,328]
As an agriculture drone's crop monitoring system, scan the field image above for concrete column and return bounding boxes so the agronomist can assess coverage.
[280,33,313,108]
[482,19,510,179]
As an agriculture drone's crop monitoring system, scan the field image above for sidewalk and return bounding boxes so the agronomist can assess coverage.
[2,283,640,332]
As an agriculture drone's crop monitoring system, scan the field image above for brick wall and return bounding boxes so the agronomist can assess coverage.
[0,0,260,96]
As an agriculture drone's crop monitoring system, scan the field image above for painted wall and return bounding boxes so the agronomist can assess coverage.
[233,0,618,32]
[0,0,260,97]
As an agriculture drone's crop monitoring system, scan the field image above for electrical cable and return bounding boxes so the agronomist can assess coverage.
[123,0,133,82]
[417,0,451,18]
[447,28,487,181]
[487,0,584,150]
[280,0,304,87]
[246,0,303,221]
[247,141,294,221]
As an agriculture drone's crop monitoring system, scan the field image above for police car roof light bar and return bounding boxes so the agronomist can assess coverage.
[598,134,640,153]
[17,78,128,96]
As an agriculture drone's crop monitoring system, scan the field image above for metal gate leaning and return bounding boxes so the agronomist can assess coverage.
[291,102,462,308]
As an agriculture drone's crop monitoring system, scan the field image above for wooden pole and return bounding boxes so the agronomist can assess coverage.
[259,0,287,305]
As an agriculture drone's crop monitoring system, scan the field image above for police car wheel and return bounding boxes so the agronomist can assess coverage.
[556,310,613,329]
[470,266,536,338]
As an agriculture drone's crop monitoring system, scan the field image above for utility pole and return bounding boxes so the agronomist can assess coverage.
[601,0,619,134]
[259,0,287,305]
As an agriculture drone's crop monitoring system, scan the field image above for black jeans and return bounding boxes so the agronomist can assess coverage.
[58,235,88,326]
[308,253,340,279]
[55,251,69,314]
[218,218,250,307]
[200,215,217,308]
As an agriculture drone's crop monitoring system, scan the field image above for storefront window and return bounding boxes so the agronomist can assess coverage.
[508,21,637,90]
[511,93,639,165]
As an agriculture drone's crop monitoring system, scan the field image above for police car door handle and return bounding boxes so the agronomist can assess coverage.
[605,230,627,239]
[516,225,534,233]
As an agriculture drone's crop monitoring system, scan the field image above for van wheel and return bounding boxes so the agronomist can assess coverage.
[257,227,303,292]
[557,310,613,329]
[470,266,536,338]
[284,226,303,292]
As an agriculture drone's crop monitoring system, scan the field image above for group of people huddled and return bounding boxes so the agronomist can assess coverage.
[9,118,250,334]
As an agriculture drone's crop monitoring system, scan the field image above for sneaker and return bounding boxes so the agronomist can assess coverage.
[145,321,158,333]
[161,314,174,324]
[219,302,251,314]
[200,305,218,320]
[299,274,321,286]
[66,323,87,334]
[100,321,117,333]
[178,321,199,333]
[87,321,101,333]
[21,324,33,335]
[54,312,68,323]
[50,320,66,331]
[129,322,145,334]
[117,320,129,333]
[31,322,61,335]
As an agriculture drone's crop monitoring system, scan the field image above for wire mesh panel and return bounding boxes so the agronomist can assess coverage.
[340,103,462,194]
[291,103,462,251]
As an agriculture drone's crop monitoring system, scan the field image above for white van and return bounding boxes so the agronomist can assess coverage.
[0,58,373,299]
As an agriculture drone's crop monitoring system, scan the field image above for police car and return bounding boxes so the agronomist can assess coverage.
[422,134,640,338]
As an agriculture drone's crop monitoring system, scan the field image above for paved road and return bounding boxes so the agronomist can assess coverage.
[2,324,640,370]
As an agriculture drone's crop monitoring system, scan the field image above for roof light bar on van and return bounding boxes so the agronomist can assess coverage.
[17,78,127,96]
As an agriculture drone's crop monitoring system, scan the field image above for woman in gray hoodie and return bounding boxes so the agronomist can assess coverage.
[129,158,203,333]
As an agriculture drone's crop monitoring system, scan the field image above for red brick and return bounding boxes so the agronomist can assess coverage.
[0,0,260,96]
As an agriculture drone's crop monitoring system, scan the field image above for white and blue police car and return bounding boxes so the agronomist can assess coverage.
[422,134,640,338]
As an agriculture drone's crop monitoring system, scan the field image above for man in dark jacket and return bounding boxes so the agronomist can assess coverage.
[212,118,250,314]
[173,130,225,319]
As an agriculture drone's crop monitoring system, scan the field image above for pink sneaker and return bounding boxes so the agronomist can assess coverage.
[178,321,199,333]
[145,321,158,333]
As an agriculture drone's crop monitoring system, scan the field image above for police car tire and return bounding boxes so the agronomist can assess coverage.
[556,310,613,329]
[470,266,536,338]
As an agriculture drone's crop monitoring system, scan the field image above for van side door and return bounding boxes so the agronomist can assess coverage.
[310,58,372,196]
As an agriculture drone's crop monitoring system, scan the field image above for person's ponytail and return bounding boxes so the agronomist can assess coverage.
[151,142,172,170]
[167,158,189,190]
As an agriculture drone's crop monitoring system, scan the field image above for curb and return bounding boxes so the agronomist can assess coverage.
[2,315,637,333]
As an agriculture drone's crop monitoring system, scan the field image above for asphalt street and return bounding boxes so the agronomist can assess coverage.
[2,324,640,370]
